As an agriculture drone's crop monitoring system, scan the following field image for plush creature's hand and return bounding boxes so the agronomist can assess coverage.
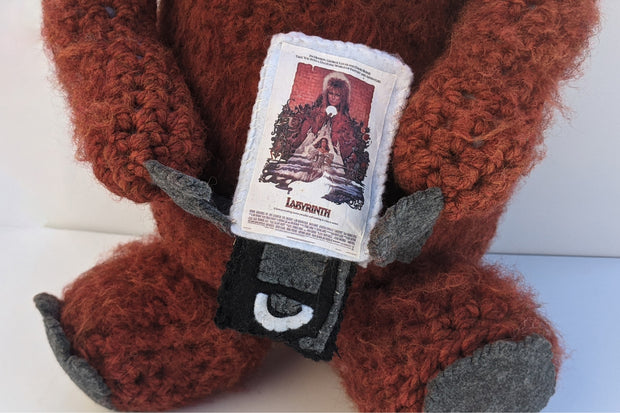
[41,0,209,202]
[368,187,443,267]
[392,0,598,221]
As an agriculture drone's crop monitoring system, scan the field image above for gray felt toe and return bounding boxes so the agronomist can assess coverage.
[424,334,556,412]
[34,293,115,410]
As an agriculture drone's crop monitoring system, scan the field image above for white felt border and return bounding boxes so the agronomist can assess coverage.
[230,32,413,264]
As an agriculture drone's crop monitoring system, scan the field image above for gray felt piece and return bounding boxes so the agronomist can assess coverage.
[144,160,232,234]
[268,293,303,317]
[298,260,351,353]
[424,334,556,412]
[368,187,443,267]
[258,244,327,294]
[34,293,115,411]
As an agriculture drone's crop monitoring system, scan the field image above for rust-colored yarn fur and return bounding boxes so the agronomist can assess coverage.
[41,0,598,410]
[391,0,598,221]
[335,261,560,411]
[41,0,209,203]
[61,240,270,411]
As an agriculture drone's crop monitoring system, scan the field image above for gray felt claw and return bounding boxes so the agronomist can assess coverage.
[145,160,232,234]
[34,293,115,410]
[368,187,443,266]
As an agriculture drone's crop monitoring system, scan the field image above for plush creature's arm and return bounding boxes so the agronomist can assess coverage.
[42,0,209,202]
[392,0,598,221]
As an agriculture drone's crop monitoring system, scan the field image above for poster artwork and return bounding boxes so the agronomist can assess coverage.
[260,65,374,211]
[230,33,413,262]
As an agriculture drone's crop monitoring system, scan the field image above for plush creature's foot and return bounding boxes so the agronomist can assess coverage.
[35,240,271,411]
[34,293,115,410]
[333,261,561,412]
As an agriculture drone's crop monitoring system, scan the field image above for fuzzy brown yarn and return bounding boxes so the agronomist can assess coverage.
[40,0,598,410]
[60,240,270,411]
[334,261,560,412]
[42,0,209,203]
[392,0,599,221]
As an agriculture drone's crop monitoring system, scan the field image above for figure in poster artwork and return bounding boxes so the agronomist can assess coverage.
[259,67,373,209]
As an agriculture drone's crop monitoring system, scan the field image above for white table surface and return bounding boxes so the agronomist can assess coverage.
[1,226,619,411]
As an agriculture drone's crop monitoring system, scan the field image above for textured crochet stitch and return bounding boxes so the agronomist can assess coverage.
[39,0,598,411]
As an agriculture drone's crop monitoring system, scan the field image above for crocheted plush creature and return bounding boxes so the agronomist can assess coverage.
[35,0,597,411]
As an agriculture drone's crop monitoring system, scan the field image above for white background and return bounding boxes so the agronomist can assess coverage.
[1,0,619,411]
